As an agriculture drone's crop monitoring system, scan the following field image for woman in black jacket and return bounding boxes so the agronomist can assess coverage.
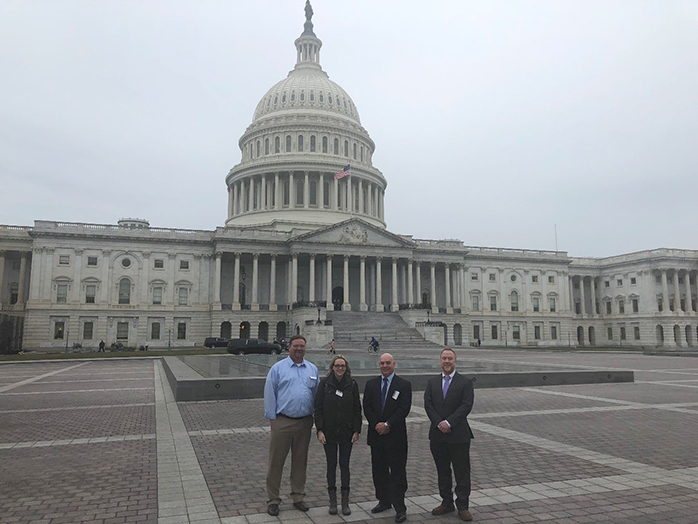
[314,354,362,515]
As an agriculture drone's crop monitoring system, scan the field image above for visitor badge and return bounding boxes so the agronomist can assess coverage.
[392,391,400,400]
[335,390,343,397]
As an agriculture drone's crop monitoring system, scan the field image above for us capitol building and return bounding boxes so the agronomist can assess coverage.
[1,3,697,352]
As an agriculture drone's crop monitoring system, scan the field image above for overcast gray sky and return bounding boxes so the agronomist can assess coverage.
[1,0,697,257]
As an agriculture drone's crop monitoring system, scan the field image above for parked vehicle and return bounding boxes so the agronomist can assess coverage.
[227,338,282,355]
[204,337,230,348]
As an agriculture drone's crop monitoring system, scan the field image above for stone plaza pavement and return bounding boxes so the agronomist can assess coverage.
[1,349,697,524]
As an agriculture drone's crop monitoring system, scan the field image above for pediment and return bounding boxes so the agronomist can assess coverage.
[292,219,413,248]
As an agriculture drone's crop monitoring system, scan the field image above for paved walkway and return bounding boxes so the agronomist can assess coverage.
[1,349,697,524]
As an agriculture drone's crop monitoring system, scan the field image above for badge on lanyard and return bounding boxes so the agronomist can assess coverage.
[335,390,343,397]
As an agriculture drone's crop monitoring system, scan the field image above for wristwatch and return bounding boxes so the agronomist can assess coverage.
[384,422,390,429]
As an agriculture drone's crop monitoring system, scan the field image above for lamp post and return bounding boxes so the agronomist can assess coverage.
[65,329,69,353]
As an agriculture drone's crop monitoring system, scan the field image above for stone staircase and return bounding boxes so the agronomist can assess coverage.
[325,311,444,351]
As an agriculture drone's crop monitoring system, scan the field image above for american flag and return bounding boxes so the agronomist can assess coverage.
[334,165,351,180]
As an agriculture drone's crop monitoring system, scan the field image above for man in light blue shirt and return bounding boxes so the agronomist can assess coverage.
[264,334,319,516]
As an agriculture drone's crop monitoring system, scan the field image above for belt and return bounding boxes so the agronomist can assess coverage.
[277,413,310,420]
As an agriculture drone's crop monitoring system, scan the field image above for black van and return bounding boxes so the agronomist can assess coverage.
[227,338,282,355]
[203,337,230,348]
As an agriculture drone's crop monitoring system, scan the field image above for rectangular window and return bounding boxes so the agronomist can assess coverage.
[491,324,498,340]
[512,325,520,340]
[151,322,161,340]
[179,260,189,270]
[54,321,65,339]
[85,285,96,304]
[549,297,556,313]
[656,275,662,284]
[489,273,496,282]
[471,295,480,311]
[510,295,518,312]
[658,298,663,312]
[116,322,129,340]
[548,275,555,284]
[177,322,187,340]
[534,325,541,340]
[59,255,70,265]
[573,282,580,289]
[531,275,539,283]
[632,299,639,313]
[532,297,540,312]
[471,273,479,281]
[57,284,68,304]
[607,327,613,340]
[679,277,684,284]
[670,299,675,311]
[617,279,623,286]
[12,260,21,270]
[551,325,558,340]
[630,277,637,285]
[87,256,98,266]
[606,302,612,314]
[618,300,625,314]
[473,325,480,341]
[154,259,164,269]
[83,322,94,340]
[604,281,610,288]
[489,295,497,311]
[153,287,163,305]
[178,287,188,306]
[634,326,640,340]
[575,302,581,314]
[620,326,626,340]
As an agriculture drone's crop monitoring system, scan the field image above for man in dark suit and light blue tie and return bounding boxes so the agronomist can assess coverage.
[363,353,412,523]
[424,348,475,521]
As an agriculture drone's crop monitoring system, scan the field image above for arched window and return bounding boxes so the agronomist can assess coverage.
[264,138,269,155]
[323,180,330,207]
[256,140,260,157]
[353,143,357,159]
[322,136,328,153]
[510,291,519,312]
[296,179,304,205]
[360,146,364,162]
[334,138,339,155]
[300,91,305,101]
[283,179,290,206]
[309,180,317,206]
[344,140,349,157]
[298,135,304,152]
[286,135,292,152]
[118,278,131,305]
[274,136,280,153]
[310,135,316,152]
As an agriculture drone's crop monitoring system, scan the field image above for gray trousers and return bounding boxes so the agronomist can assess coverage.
[266,415,313,506]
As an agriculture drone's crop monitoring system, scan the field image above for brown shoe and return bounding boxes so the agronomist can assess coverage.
[431,504,455,516]
[458,509,473,521]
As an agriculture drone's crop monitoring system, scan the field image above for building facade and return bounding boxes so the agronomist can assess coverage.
[1,4,696,351]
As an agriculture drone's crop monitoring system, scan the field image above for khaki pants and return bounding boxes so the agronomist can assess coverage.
[266,415,313,506]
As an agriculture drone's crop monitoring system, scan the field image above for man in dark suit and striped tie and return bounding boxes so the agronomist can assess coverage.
[424,348,475,521]
[363,353,412,523]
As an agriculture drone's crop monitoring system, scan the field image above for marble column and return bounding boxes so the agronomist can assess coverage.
[274,172,281,209]
[430,262,437,313]
[661,270,669,313]
[590,277,597,316]
[445,264,452,313]
[213,252,222,305]
[269,255,277,311]
[290,172,295,208]
[407,259,414,305]
[309,254,316,302]
[251,253,259,311]
[304,171,310,208]
[358,179,364,214]
[261,174,267,210]
[342,255,350,311]
[248,177,254,210]
[360,256,367,311]
[232,184,238,215]
[375,257,384,312]
[17,252,28,305]
[415,262,422,306]
[391,258,399,312]
[292,254,298,304]
[232,253,241,310]
[579,276,586,315]
[673,270,681,311]
[685,270,693,313]
[326,255,333,307]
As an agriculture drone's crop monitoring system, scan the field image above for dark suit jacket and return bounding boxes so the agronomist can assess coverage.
[424,371,474,444]
[363,374,412,447]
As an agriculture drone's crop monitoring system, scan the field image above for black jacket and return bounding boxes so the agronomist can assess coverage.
[424,371,474,444]
[314,374,362,443]
[363,374,412,447]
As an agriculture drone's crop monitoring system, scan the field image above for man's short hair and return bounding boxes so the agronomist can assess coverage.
[441,348,456,358]
[289,334,306,344]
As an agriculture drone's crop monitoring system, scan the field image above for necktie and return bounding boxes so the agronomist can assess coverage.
[443,375,451,398]
[381,377,389,410]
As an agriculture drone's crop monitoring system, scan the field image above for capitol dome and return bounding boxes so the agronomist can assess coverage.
[225,1,386,233]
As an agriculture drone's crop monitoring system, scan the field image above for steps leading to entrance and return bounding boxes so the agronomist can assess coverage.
[326,311,444,350]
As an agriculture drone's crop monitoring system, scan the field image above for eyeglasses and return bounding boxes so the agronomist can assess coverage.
[333,364,346,368]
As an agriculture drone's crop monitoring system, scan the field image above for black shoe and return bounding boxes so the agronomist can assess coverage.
[293,501,310,512]
[371,502,392,514]
[395,511,407,523]
[267,504,279,516]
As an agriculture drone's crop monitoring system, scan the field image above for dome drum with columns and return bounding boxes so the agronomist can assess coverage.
[225,1,385,232]
[2,1,698,353]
